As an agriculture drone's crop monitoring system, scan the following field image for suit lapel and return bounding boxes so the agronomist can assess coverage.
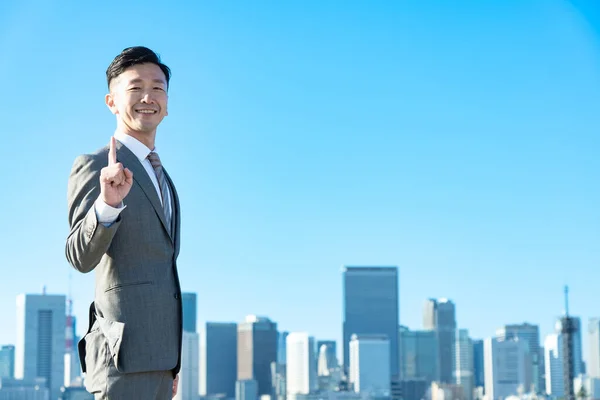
[116,141,173,244]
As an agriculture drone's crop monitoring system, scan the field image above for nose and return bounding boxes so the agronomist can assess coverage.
[140,92,155,104]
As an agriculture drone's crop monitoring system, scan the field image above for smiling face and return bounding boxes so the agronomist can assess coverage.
[105,62,168,148]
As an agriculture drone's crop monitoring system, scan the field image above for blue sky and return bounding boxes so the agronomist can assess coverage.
[0,0,599,361]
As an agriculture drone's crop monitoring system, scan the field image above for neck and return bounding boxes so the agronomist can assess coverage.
[118,127,156,150]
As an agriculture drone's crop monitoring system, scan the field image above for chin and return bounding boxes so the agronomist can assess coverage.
[135,123,158,132]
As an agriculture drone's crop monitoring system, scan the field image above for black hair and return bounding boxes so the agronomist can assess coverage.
[106,46,171,89]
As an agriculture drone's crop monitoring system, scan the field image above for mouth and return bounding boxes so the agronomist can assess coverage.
[135,109,158,115]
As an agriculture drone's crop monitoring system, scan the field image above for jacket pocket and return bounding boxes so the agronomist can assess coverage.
[104,281,153,293]
[83,329,109,393]
[96,315,125,372]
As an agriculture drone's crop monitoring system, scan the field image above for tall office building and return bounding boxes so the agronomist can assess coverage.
[182,292,197,333]
[398,326,439,383]
[316,341,337,373]
[343,266,399,379]
[317,343,341,392]
[271,362,287,400]
[0,345,15,379]
[64,298,80,387]
[15,292,66,400]
[349,334,391,397]
[496,323,541,392]
[174,331,199,400]
[238,315,278,396]
[277,331,289,365]
[175,292,199,400]
[589,318,600,378]
[423,300,437,330]
[423,298,456,384]
[545,334,564,396]
[484,337,529,400]
[200,322,238,398]
[286,332,317,398]
[455,329,474,400]
[236,380,258,400]
[539,346,546,394]
[472,340,484,389]
[564,317,584,378]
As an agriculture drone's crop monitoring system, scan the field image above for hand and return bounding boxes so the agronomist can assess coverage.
[100,137,133,207]
[172,374,179,398]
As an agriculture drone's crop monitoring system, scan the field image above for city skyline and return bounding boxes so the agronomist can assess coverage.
[1,268,597,399]
[1,0,599,375]
[2,275,596,368]
[0,274,598,365]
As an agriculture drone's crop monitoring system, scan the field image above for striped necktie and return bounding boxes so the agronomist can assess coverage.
[147,151,172,235]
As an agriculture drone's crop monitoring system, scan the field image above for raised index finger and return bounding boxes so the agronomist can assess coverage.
[109,136,117,165]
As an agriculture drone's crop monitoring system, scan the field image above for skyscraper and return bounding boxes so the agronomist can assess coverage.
[349,334,391,397]
[236,380,258,400]
[484,337,530,400]
[343,266,399,379]
[174,331,200,400]
[398,326,439,383]
[496,323,541,393]
[238,315,278,396]
[423,298,456,384]
[472,340,484,389]
[15,292,66,400]
[286,332,317,398]
[64,298,80,387]
[0,345,15,379]
[589,318,600,378]
[317,341,337,377]
[200,322,238,398]
[423,300,437,331]
[455,329,473,400]
[545,334,564,397]
[182,292,197,333]
[539,345,546,394]
[277,331,289,365]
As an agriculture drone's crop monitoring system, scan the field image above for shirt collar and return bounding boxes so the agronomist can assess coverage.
[114,131,157,163]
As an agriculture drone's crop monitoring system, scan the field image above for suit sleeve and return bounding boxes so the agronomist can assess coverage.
[65,154,122,273]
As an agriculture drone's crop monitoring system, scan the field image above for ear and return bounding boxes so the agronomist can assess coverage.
[105,93,118,115]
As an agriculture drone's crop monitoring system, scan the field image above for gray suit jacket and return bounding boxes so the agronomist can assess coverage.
[65,140,182,377]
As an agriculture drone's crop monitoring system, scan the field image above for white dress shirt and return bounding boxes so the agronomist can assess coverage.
[95,131,173,225]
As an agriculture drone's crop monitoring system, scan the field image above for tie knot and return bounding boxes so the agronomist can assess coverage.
[147,151,162,169]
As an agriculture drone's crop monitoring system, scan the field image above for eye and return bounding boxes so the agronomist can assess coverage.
[128,87,141,91]
[154,87,165,91]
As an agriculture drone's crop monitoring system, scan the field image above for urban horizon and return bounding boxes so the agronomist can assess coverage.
[1,265,596,400]
[0,270,591,365]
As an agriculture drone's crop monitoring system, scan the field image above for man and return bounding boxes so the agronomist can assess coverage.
[66,46,182,399]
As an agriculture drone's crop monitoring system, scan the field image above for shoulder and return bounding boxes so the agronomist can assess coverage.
[71,145,110,172]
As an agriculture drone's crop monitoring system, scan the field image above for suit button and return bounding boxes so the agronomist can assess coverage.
[174,293,180,299]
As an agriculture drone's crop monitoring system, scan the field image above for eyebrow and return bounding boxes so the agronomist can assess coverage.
[127,78,166,85]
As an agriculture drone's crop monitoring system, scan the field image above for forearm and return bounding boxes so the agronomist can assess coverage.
[65,154,122,273]
[66,204,121,273]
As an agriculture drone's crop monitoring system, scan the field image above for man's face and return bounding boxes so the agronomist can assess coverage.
[106,63,168,136]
